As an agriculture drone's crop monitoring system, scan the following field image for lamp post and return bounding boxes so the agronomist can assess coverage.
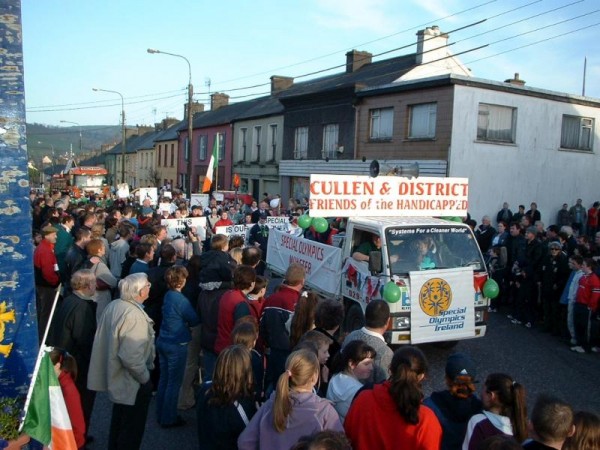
[147,48,194,196]
[60,120,83,154]
[93,88,126,187]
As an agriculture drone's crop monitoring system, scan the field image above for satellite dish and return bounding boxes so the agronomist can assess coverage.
[369,160,380,178]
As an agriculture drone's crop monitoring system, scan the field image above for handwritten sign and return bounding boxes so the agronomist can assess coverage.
[161,217,207,240]
[309,174,469,217]
[191,194,209,209]
[140,187,158,206]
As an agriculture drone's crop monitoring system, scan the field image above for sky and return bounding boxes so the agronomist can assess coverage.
[21,0,600,127]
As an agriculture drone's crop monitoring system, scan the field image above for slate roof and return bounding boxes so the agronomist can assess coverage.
[154,119,185,142]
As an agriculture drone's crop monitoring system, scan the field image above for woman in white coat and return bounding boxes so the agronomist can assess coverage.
[85,239,118,321]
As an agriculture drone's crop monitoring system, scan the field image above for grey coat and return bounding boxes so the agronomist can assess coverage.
[88,298,155,405]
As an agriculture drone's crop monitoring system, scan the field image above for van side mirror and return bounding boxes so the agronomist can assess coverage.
[369,251,382,273]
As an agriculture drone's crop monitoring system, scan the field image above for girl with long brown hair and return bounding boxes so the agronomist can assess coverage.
[463,373,528,449]
[344,346,442,450]
[237,349,342,450]
[196,344,256,450]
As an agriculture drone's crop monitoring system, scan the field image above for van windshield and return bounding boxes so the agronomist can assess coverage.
[385,225,485,274]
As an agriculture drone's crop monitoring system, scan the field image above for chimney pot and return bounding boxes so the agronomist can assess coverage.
[345,50,372,73]
[211,93,230,111]
[270,75,294,94]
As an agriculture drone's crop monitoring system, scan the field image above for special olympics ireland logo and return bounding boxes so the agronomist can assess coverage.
[419,278,452,317]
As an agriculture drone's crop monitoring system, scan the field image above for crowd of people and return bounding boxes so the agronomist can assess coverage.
[471,201,600,355]
[29,188,600,450]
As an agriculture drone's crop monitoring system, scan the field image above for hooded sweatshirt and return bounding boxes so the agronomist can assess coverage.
[326,373,363,423]
[462,410,514,450]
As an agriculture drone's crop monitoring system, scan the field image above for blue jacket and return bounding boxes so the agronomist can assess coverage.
[158,289,200,344]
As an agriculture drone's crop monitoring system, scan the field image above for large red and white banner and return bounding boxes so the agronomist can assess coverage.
[309,174,469,217]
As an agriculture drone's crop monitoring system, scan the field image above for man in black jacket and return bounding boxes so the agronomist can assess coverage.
[46,269,97,443]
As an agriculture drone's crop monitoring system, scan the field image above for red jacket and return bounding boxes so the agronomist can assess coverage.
[576,272,600,311]
[213,218,234,233]
[345,382,442,450]
[214,289,250,354]
[59,371,86,449]
[34,239,59,286]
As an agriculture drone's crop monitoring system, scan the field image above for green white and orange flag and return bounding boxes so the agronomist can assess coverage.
[202,135,219,193]
[22,351,77,450]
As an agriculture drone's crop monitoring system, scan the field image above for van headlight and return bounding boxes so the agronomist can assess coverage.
[393,316,410,330]
[474,309,484,323]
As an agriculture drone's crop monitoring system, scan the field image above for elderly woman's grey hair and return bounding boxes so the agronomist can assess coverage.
[119,273,148,302]
[71,269,95,292]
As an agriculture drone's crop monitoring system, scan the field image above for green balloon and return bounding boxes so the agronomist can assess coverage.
[483,278,500,299]
[298,214,312,230]
[383,281,401,303]
[313,217,329,234]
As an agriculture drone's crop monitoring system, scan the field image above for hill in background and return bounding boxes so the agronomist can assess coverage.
[27,123,121,172]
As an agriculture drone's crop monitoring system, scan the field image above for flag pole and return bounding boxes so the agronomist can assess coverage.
[19,285,61,431]
[215,135,219,193]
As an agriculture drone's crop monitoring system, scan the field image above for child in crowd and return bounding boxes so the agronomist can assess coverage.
[49,348,86,449]
[289,291,319,349]
[298,330,333,395]
[522,394,574,450]
[424,353,482,450]
[326,340,375,423]
[247,275,267,321]
[462,373,528,450]
[563,411,600,450]
[344,346,442,450]
[237,349,343,450]
[196,345,257,450]
[232,319,264,403]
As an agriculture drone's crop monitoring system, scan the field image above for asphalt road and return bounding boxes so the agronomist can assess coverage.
[86,310,600,450]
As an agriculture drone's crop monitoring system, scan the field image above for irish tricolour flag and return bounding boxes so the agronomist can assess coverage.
[22,351,77,449]
[202,135,219,193]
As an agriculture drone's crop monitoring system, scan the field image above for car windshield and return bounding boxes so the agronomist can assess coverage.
[385,225,485,274]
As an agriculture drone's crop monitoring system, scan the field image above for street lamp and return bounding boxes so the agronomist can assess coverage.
[147,48,194,196]
[93,87,126,187]
[60,120,82,154]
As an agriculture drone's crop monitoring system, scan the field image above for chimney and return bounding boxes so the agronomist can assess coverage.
[504,73,526,86]
[345,50,372,73]
[270,75,294,94]
[162,117,179,129]
[416,26,449,65]
[184,101,204,119]
[211,93,230,111]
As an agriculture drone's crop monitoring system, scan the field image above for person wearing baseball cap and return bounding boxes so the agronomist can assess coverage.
[424,353,482,450]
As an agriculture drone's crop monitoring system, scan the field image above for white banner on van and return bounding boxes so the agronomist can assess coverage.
[309,174,469,217]
[267,229,342,295]
[161,217,207,241]
[409,268,475,344]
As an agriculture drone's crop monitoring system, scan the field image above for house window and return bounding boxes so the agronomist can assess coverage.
[561,115,594,151]
[239,128,247,162]
[266,124,277,162]
[164,144,168,167]
[198,135,207,160]
[158,145,161,167]
[409,103,437,139]
[217,133,226,161]
[184,137,189,161]
[322,124,339,159]
[294,126,308,159]
[252,126,261,162]
[477,103,517,143]
[369,108,393,140]
[170,143,174,167]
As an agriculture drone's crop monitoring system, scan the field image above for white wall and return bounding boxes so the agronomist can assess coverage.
[449,84,600,225]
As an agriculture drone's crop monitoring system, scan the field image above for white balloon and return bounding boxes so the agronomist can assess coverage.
[270,198,280,208]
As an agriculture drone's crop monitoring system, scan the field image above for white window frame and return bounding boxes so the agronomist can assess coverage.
[252,126,261,162]
[198,135,207,161]
[408,102,437,139]
[239,128,247,162]
[266,124,277,162]
[560,115,594,151]
[294,126,308,159]
[322,124,339,159]
[369,107,393,140]
[217,133,225,161]
[477,103,517,144]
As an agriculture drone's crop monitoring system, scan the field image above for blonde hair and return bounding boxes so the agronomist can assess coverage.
[273,349,319,432]
[230,247,243,265]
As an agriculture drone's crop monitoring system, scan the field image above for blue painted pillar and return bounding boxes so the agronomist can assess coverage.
[0,0,39,397]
